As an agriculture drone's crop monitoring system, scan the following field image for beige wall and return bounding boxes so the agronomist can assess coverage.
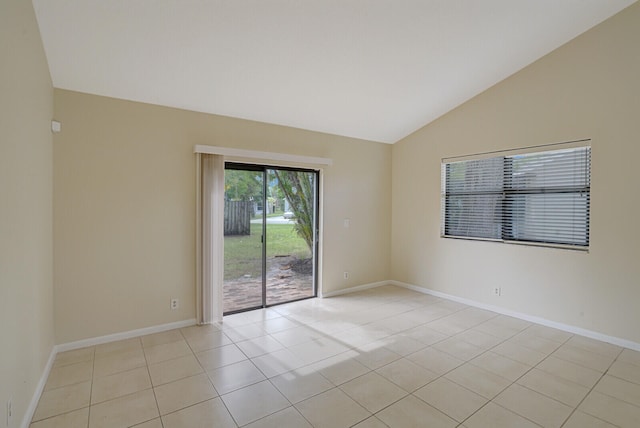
[0,0,54,426]
[53,90,391,343]
[392,3,640,343]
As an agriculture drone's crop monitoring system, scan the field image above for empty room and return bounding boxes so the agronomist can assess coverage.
[3,0,640,427]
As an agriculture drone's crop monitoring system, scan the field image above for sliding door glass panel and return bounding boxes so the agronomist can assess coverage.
[265,169,317,306]
[223,168,264,313]
[223,164,318,315]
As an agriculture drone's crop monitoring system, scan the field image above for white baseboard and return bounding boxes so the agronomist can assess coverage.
[21,346,57,428]
[390,280,640,352]
[56,319,197,353]
[320,281,389,298]
[279,277,640,351]
[23,318,197,427]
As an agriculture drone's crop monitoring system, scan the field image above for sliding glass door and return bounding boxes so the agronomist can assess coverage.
[265,169,317,306]
[223,164,318,314]
[222,166,264,312]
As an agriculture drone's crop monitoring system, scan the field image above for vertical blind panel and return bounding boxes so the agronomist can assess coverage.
[441,145,591,248]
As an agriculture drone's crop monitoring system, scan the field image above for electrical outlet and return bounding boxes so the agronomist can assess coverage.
[170,298,179,310]
[7,397,12,427]
[343,271,349,280]
[492,287,502,296]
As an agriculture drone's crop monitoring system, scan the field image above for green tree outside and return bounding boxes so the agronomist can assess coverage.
[274,170,315,252]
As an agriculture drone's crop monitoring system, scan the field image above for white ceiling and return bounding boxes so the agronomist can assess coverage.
[33,0,635,144]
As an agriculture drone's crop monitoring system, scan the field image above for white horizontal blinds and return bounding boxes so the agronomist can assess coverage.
[442,157,503,239]
[503,147,590,246]
[441,144,591,249]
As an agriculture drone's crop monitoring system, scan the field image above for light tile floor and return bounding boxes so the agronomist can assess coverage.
[31,285,640,427]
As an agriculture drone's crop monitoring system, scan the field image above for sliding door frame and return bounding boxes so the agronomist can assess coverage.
[196,145,330,324]
[223,162,320,315]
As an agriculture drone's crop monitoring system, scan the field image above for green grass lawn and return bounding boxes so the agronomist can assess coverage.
[224,223,310,280]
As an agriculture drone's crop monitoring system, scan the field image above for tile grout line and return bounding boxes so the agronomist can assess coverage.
[86,345,96,428]
[332,306,522,425]
[482,326,578,427]
[145,333,166,428]
[149,328,236,426]
[556,347,625,428]
[439,321,573,428]
[241,297,434,427]
[215,332,247,428]
[286,302,502,426]
[231,326,295,428]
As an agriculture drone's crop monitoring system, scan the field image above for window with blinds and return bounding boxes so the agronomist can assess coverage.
[441,143,591,249]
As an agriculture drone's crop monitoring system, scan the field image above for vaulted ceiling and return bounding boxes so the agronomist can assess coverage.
[33,0,636,143]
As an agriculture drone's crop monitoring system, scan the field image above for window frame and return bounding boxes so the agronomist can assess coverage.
[441,141,591,251]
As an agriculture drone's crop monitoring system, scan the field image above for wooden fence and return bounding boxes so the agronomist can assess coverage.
[224,201,252,235]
